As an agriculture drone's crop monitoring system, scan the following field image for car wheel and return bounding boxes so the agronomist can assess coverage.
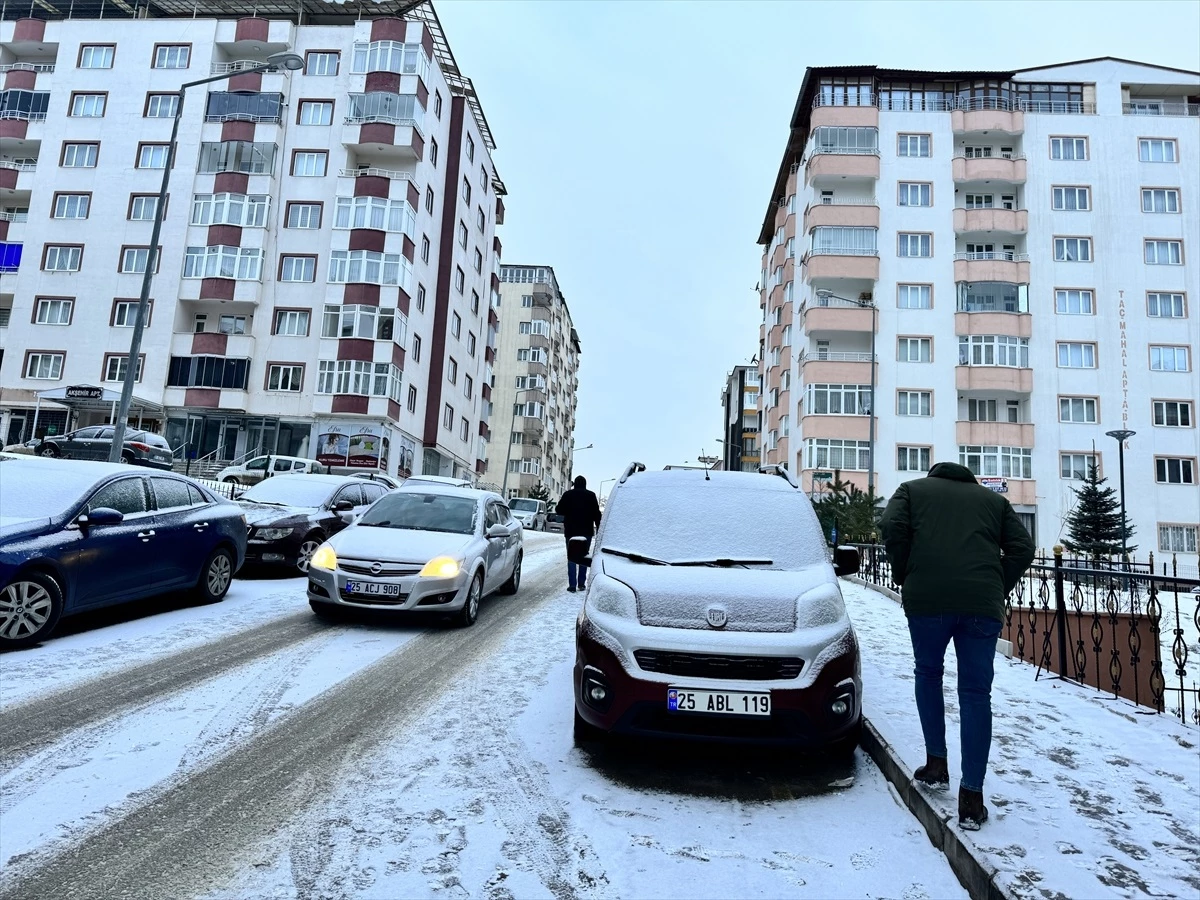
[573,708,606,745]
[38,445,58,458]
[222,476,241,485]
[498,551,522,595]
[194,547,235,604]
[296,533,325,574]
[826,718,863,761]
[0,572,64,648]
[120,451,134,465]
[309,599,344,621]
[453,572,483,628]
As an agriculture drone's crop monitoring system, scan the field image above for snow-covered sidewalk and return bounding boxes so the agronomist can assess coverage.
[843,581,1200,900]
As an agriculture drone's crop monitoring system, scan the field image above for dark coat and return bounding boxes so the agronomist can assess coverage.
[555,486,602,540]
[879,462,1036,622]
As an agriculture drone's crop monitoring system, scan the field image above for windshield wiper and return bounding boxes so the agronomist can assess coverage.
[245,500,289,507]
[357,520,392,527]
[601,548,672,566]
[675,558,774,568]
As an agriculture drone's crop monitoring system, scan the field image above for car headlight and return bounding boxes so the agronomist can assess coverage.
[585,576,637,619]
[309,543,337,572]
[797,589,847,629]
[254,527,293,541]
[420,556,461,578]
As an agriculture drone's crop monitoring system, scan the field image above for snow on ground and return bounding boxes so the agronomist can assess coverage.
[211,574,968,900]
[843,581,1200,900]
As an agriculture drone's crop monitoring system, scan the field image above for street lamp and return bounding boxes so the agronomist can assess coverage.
[108,52,306,463]
[572,443,593,451]
[501,387,543,497]
[715,437,743,471]
[599,477,616,499]
[1105,429,1136,562]
[815,290,878,495]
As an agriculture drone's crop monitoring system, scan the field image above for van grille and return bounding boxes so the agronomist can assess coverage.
[633,650,803,681]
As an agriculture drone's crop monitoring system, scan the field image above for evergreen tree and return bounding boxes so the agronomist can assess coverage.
[1062,463,1136,556]
[813,471,885,544]
[527,482,551,503]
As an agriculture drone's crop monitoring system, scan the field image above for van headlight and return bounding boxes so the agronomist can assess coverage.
[585,577,637,619]
[420,556,461,578]
[310,544,337,572]
[797,591,847,629]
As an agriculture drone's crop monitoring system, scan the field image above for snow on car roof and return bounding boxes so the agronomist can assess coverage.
[398,482,498,502]
[621,469,798,492]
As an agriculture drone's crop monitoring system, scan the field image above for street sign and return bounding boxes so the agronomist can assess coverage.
[65,385,104,400]
[980,477,1008,493]
[813,472,833,481]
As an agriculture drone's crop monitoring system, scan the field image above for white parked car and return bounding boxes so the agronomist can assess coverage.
[217,455,328,485]
[306,485,523,627]
[509,497,548,531]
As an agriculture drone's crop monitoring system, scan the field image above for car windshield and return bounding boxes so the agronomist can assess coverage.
[239,478,333,508]
[0,465,98,521]
[599,482,828,571]
[509,499,539,512]
[357,492,478,534]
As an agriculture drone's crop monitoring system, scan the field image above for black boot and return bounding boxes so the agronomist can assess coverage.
[959,787,988,831]
[914,754,949,791]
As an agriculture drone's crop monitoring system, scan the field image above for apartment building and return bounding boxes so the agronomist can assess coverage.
[493,264,581,500]
[719,364,760,471]
[0,0,505,483]
[758,58,1199,565]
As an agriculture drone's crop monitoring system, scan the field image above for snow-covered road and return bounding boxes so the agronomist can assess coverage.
[1,536,966,900]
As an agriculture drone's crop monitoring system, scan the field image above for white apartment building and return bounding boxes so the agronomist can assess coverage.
[719,364,760,472]
[493,264,581,500]
[0,0,505,483]
[759,58,1199,567]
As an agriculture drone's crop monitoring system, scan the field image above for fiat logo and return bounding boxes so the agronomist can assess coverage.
[705,605,728,629]
[370,561,384,575]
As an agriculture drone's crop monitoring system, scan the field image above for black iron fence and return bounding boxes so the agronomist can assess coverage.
[852,544,1200,725]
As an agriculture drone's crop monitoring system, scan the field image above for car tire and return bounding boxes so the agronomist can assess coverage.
[222,476,241,485]
[296,532,325,574]
[452,572,483,628]
[498,551,522,595]
[0,571,65,649]
[193,547,235,604]
[309,599,344,621]
[38,445,58,458]
[826,718,863,761]
[573,708,606,745]
[120,451,134,465]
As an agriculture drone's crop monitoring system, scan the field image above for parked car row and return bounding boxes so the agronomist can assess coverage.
[8,427,176,470]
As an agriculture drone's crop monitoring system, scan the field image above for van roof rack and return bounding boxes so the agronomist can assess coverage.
[758,464,800,489]
[618,461,646,485]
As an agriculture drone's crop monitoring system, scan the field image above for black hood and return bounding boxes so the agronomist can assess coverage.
[927,462,978,484]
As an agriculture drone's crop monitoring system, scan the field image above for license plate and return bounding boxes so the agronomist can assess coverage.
[344,581,401,597]
[667,687,771,717]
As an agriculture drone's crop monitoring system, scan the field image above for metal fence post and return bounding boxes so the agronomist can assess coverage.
[1053,545,1068,677]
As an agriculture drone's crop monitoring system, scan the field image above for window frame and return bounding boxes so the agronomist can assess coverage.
[110,298,152,328]
[1141,187,1181,214]
[33,296,74,326]
[1055,341,1098,369]
[1060,452,1100,480]
[50,191,91,220]
[1152,399,1193,428]
[60,141,99,168]
[896,133,931,158]
[1154,457,1196,485]
[297,99,335,126]
[897,181,932,207]
[896,445,932,473]
[68,91,108,118]
[152,44,191,69]
[101,352,145,383]
[272,307,311,336]
[897,232,933,257]
[304,50,340,76]
[118,245,161,275]
[1147,291,1186,318]
[1058,395,1098,424]
[278,254,318,283]
[1144,238,1183,265]
[284,201,323,229]
[1158,523,1198,554]
[1149,345,1191,372]
[77,43,115,69]
[1053,235,1093,262]
[896,335,932,363]
[1054,287,1095,315]
[41,243,84,272]
[144,92,181,118]
[290,149,329,177]
[897,283,933,309]
[23,349,66,380]
[136,142,172,170]
[1050,185,1091,211]
[1049,136,1088,160]
[1138,137,1178,163]
[265,363,305,393]
[896,389,933,417]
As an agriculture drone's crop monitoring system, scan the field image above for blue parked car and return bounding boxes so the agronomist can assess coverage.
[0,458,247,649]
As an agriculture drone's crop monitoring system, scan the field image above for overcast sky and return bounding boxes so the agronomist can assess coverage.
[435,0,1200,497]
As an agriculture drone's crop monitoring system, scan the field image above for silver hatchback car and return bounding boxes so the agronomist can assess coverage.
[306,485,523,627]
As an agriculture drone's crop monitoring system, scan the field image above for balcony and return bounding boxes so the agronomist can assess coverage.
[806,151,880,185]
[956,421,1035,447]
[171,331,256,357]
[951,99,1024,135]
[798,349,875,383]
[955,366,1033,393]
[1122,101,1200,117]
[952,153,1026,184]
[810,97,878,129]
[799,414,874,441]
[953,207,1027,235]
[953,252,1030,284]
[210,59,276,75]
[802,296,876,334]
[954,311,1032,338]
[803,249,879,283]
[204,91,284,124]
[805,199,879,231]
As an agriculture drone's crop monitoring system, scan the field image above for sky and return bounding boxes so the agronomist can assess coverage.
[434,0,1200,497]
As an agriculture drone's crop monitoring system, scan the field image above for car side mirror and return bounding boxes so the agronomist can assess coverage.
[486,523,508,539]
[334,499,354,512]
[833,545,860,577]
[79,507,124,529]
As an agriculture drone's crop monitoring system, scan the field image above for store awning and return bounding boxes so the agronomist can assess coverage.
[35,385,165,418]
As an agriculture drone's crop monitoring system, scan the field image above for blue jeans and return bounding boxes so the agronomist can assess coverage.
[567,537,591,590]
[906,614,1003,792]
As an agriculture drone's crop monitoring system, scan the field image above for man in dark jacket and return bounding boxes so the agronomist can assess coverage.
[555,475,602,593]
[879,462,1035,831]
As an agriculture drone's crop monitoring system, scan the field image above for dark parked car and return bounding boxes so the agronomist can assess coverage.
[350,471,404,490]
[237,474,389,573]
[34,426,174,470]
[0,458,247,649]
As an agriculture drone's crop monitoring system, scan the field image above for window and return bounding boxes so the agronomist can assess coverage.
[191,193,269,227]
[407,385,418,412]
[1052,186,1090,211]
[52,193,89,219]
[897,337,931,362]
[963,146,992,159]
[1150,345,1190,372]
[1142,188,1180,213]
[430,138,439,167]
[61,142,98,167]
[321,304,395,340]
[454,267,465,294]
[424,187,434,215]
[960,445,1032,479]
[350,40,430,78]
[898,233,932,257]
[182,245,264,280]
[1139,139,1177,163]
[968,399,999,422]
[1159,524,1198,554]
[137,144,170,169]
[451,312,462,338]
[112,300,149,328]
[804,383,871,415]
[965,194,993,209]
[477,206,486,232]
[1056,342,1097,368]
[78,44,114,69]
[480,166,488,190]
[333,196,415,234]
[897,390,932,416]
[471,291,480,315]
[458,221,468,249]
[128,195,162,222]
[804,438,871,471]
[467,332,476,356]
[298,100,333,126]
[292,151,328,177]
[811,125,878,153]
[412,334,422,362]
[461,176,471,205]
[145,93,179,118]
[273,309,310,336]
[305,51,339,76]
[1156,457,1196,485]
[1146,291,1186,319]
[898,182,931,207]
[959,335,1030,368]
[811,226,876,254]
[1153,400,1192,427]
[1059,397,1097,423]
[218,315,246,335]
[43,245,82,272]
[120,246,157,274]
[70,93,106,117]
[473,248,483,274]
[24,352,64,379]
[103,354,143,382]
[286,203,322,229]
[314,360,398,399]
[434,90,442,119]
[198,141,276,175]
[153,45,190,69]
[466,134,476,162]
[1054,237,1092,261]
[417,284,426,313]
[459,417,469,441]
[267,364,304,392]
[280,256,316,282]
[464,374,473,398]
[897,133,930,157]
[897,446,931,472]
[34,298,73,325]
[443,404,454,429]
[897,284,932,309]
[447,357,458,384]
[1060,453,1097,480]
[1144,240,1183,265]
[420,235,430,263]
[1050,137,1087,160]
[328,250,412,288]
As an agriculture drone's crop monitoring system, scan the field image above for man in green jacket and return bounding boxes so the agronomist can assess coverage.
[879,462,1035,831]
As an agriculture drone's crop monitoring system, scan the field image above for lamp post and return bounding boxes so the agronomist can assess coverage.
[572,442,593,451]
[108,52,306,463]
[599,477,616,500]
[715,437,743,471]
[501,387,543,497]
[816,291,877,495]
[1105,429,1136,562]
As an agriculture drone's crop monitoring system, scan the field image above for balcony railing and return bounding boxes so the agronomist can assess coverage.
[798,350,875,363]
[812,93,877,108]
[344,114,421,128]
[803,295,872,311]
[0,158,35,171]
[808,247,879,257]
[819,94,1096,115]
[807,196,877,209]
[0,111,46,122]
[809,146,880,157]
[953,251,1031,262]
[210,59,272,74]
[952,151,1026,161]
[1122,102,1200,117]
[339,167,417,181]
[0,211,28,222]
[0,62,55,73]
[879,98,957,112]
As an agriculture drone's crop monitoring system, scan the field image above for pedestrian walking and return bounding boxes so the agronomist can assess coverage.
[555,475,602,593]
[879,462,1035,830]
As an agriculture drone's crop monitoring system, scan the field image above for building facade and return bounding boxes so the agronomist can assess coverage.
[493,264,581,500]
[720,364,760,471]
[0,0,504,483]
[759,58,1199,566]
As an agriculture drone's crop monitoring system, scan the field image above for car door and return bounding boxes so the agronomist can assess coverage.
[242,456,269,483]
[58,426,100,460]
[481,502,506,591]
[271,457,294,477]
[149,476,216,589]
[74,475,161,606]
[328,484,365,533]
[497,502,521,571]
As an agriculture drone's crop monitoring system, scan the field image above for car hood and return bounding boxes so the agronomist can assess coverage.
[0,516,54,542]
[237,502,316,527]
[328,525,475,564]
[602,558,835,633]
